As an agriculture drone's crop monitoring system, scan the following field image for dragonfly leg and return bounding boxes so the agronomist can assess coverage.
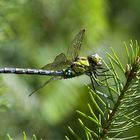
[100,76,113,82]
[89,75,95,90]
[88,71,102,90]
[91,73,102,86]
[88,72,113,91]
[96,69,110,73]
[95,70,114,77]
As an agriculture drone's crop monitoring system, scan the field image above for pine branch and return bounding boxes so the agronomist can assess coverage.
[7,132,42,140]
[100,56,140,139]
[67,41,140,140]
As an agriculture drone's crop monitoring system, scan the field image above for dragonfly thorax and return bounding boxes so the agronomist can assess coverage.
[64,54,102,78]
[63,57,89,78]
[87,53,102,66]
[74,57,89,66]
[71,57,89,74]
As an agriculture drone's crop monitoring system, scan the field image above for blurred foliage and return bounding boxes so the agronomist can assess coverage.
[0,0,140,139]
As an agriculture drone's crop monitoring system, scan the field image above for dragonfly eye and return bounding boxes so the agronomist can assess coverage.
[88,53,102,66]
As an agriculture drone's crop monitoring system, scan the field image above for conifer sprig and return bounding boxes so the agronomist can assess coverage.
[67,41,140,140]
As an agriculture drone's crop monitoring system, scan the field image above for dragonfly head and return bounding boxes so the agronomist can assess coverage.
[88,53,102,66]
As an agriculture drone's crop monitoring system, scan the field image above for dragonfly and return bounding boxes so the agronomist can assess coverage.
[0,29,104,96]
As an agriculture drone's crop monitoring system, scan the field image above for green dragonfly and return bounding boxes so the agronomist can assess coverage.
[0,29,104,96]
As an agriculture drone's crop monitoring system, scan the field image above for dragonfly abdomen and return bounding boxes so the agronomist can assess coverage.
[0,67,64,76]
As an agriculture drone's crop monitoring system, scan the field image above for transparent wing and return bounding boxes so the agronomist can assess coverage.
[67,29,85,61]
[29,76,62,96]
[42,53,69,70]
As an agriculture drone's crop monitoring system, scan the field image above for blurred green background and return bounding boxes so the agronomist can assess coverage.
[0,0,140,139]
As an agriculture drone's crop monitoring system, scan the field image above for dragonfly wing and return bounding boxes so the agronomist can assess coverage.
[29,76,62,96]
[67,29,85,61]
[42,53,70,70]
